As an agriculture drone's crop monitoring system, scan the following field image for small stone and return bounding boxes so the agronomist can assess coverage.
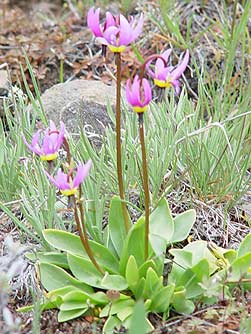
[0,70,10,116]
[0,70,9,97]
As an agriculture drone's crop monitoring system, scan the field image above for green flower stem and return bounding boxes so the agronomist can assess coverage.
[115,52,130,233]
[73,191,104,275]
[138,112,150,260]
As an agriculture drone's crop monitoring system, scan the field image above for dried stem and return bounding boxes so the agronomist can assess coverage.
[138,113,150,260]
[115,52,130,233]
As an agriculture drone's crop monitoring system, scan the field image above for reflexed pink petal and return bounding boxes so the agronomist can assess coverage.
[22,133,41,155]
[142,78,152,106]
[130,75,141,105]
[54,169,70,190]
[126,79,139,106]
[131,13,144,41]
[103,26,119,45]
[87,7,102,37]
[119,14,132,46]
[171,50,189,80]
[55,121,65,150]
[49,120,57,131]
[42,133,54,155]
[31,130,41,147]
[146,61,156,78]
[105,12,115,28]
[172,80,181,95]
[156,67,170,81]
[44,169,60,188]
[155,49,172,71]
[73,160,92,188]
[126,79,133,104]
[126,75,152,109]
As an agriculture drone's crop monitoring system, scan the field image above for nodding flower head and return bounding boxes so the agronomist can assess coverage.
[23,121,65,161]
[126,75,152,113]
[147,49,189,94]
[87,7,144,53]
[45,160,92,196]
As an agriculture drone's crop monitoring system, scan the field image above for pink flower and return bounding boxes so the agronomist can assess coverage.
[126,75,152,113]
[147,49,189,94]
[87,7,144,53]
[23,121,65,161]
[45,160,92,196]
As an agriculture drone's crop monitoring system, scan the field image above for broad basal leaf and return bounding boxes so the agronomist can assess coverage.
[120,217,146,275]
[108,196,130,257]
[126,255,139,292]
[58,308,88,322]
[149,198,174,255]
[39,262,93,293]
[171,209,196,243]
[43,229,119,273]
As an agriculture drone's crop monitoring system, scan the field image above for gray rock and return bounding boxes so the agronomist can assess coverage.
[0,70,10,116]
[38,79,118,137]
[0,70,9,96]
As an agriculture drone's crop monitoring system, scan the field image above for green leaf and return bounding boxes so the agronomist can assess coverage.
[129,300,147,334]
[108,196,129,257]
[67,253,103,288]
[60,291,88,311]
[229,253,251,281]
[182,241,218,274]
[39,262,93,293]
[138,260,157,278]
[43,229,119,273]
[224,249,237,264]
[143,267,163,299]
[126,256,139,292]
[117,306,134,322]
[173,287,195,314]
[120,217,146,275]
[67,253,127,291]
[103,316,121,334]
[100,299,135,318]
[60,290,108,311]
[101,273,128,291]
[151,284,175,313]
[47,286,81,300]
[169,249,193,268]
[149,198,174,255]
[171,209,196,243]
[58,308,88,322]
[27,251,69,269]
[178,259,210,298]
[238,233,251,258]
[135,277,146,299]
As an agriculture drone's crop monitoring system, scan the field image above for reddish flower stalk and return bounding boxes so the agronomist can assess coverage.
[138,113,150,260]
[116,53,130,233]
[74,187,104,275]
[126,74,152,260]
[44,134,103,273]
